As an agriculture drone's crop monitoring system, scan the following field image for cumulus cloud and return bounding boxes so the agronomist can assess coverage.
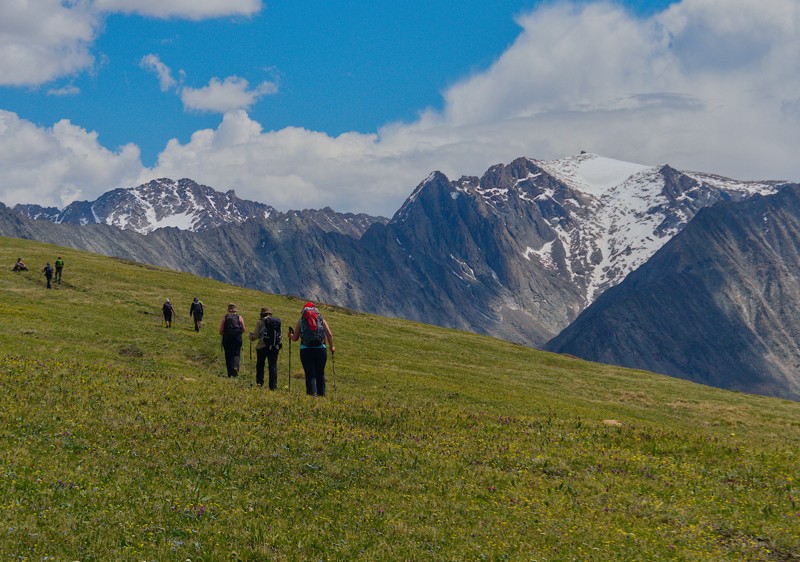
[0,0,98,86]
[141,111,420,215]
[180,77,278,113]
[0,110,144,208]
[93,0,262,20]
[140,54,177,92]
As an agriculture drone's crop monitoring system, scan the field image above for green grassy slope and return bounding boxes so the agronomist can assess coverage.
[1,236,798,561]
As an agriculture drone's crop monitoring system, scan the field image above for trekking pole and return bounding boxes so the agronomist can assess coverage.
[331,349,337,392]
[288,327,293,392]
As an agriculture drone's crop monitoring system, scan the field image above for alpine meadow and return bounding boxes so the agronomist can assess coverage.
[1,237,799,561]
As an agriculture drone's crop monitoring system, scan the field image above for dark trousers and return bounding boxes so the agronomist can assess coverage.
[55,268,62,284]
[300,347,327,396]
[45,276,52,289]
[193,315,203,332]
[256,347,280,389]
[222,334,242,377]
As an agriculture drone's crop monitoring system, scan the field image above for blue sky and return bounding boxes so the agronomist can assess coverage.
[1,0,799,215]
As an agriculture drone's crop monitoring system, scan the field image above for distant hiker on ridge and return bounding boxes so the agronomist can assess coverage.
[220,303,246,378]
[290,302,334,396]
[162,298,175,328]
[190,297,205,332]
[54,257,64,284]
[12,257,27,271]
[249,306,282,389]
[42,262,54,289]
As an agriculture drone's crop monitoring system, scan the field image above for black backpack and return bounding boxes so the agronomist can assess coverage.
[262,317,282,350]
[223,313,242,336]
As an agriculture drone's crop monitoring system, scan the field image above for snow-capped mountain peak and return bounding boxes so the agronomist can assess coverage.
[14,178,387,238]
[82,178,269,234]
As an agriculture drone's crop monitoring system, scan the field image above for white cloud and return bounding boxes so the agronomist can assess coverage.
[47,85,81,97]
[181,77,278,113]
[93,0,262,20]
[0,0,98,86]
[140,54,177,92]
[0,110,144,208]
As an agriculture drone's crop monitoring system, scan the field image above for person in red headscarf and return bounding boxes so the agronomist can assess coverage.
[290,302,335,396]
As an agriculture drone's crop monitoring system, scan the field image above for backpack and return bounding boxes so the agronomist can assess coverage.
[223,313,242,336]
[262,317,282,350]
[300,306,326,347]
[44,265,53,277]
[193,301,204,316]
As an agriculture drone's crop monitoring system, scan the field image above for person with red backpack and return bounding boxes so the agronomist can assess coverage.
[249,306,282,389]
[290,302,335,396]
[219,303,246,377]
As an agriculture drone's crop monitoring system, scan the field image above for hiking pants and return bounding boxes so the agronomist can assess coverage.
[300,347,327,396]
[256,347,280,389]
[193,314,203,332]
[45,275,52,289]
[55,268,62,284]
[222,334,242,377]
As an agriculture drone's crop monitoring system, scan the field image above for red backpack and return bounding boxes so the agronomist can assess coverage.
[300,306,326,346]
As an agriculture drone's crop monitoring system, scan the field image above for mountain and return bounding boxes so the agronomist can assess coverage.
[1,153,793,362]
[13,178,387,237]
[546,184,800,400]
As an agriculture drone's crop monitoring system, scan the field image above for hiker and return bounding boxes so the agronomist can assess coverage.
[190,297,204,332]
[219,303,246,378]
[290,302,334,396]
[249,306,282,389]
[54,257,64,284]
[12,257,27,271]
[42,262,54,289]
[162,298,175,328]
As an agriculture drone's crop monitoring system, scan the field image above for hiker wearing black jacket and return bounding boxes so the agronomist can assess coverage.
[219,304,246,377]
[189,297,204,332]
[162,299,175,328]
[290,302,334,396]
[249,306,281,389]
[42,263,53,289]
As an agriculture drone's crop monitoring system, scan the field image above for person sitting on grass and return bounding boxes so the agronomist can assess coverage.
[12,257,28,271]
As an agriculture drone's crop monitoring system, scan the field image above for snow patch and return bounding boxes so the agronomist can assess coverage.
[536,153,651,196]
[524,241,556,271]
